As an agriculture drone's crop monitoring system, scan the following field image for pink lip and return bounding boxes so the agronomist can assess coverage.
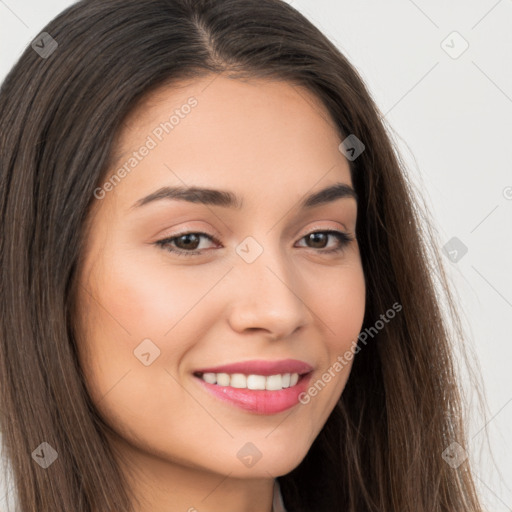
[193,358,314,376]
[194,372,313,415]
[192,359,314,415]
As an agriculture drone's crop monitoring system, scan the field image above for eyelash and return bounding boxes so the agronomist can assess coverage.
[154,229,355,257]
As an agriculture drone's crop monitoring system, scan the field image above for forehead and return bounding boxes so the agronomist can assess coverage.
[121,74,341,135]
[101,74,352,215]
[116,74,343,153]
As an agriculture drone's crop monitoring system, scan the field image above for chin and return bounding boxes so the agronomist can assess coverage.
[214,441,311,478]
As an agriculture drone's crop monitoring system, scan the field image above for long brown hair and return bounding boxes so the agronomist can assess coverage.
[0,0,487,510]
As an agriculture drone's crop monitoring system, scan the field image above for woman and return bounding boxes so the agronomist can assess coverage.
[0,0,486,510]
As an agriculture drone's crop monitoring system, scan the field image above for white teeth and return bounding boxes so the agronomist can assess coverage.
[216,373,230,386]
[265,374,282,391]
[198,372,301,390]
[247,374,266,390]
[202,372,217,384]
[230,373,247,388]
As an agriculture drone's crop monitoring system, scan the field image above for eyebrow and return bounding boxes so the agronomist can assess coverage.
[130,182,358,211]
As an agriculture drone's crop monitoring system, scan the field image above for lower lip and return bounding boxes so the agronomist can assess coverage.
[194,373,312,415]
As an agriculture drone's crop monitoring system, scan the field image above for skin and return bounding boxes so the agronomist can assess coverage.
[75,74,366,512]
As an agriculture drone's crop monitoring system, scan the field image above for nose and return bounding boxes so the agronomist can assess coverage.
[225,244,311,341]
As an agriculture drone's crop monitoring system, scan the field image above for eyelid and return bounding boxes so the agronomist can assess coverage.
[153,223,223,243]
[297,222,351,238]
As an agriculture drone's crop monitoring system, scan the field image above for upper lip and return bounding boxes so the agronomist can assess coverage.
[193,358,314,377]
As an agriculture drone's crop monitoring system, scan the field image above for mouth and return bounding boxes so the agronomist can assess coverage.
[191,359,314,415]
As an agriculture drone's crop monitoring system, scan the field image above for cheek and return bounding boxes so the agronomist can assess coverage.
[300,262,365,417]
[313,259,366,350]
[76,244,231,399]
[332,266,366,368]
[75,248,218,443]
[91,244,222,342]
[328,275,365,332]
[74,246,181,400]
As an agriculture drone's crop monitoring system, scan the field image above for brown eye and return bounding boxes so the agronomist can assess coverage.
[298,230,354,254]
[305,232,329,249]
[174,233,201,250]
[155,232,219,256]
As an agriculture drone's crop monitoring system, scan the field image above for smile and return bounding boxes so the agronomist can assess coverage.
[192,359,314,414]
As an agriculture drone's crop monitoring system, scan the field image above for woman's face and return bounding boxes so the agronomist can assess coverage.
[76,74,365,494]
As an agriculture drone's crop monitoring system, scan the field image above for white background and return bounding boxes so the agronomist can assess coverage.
[1,1,511,510]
